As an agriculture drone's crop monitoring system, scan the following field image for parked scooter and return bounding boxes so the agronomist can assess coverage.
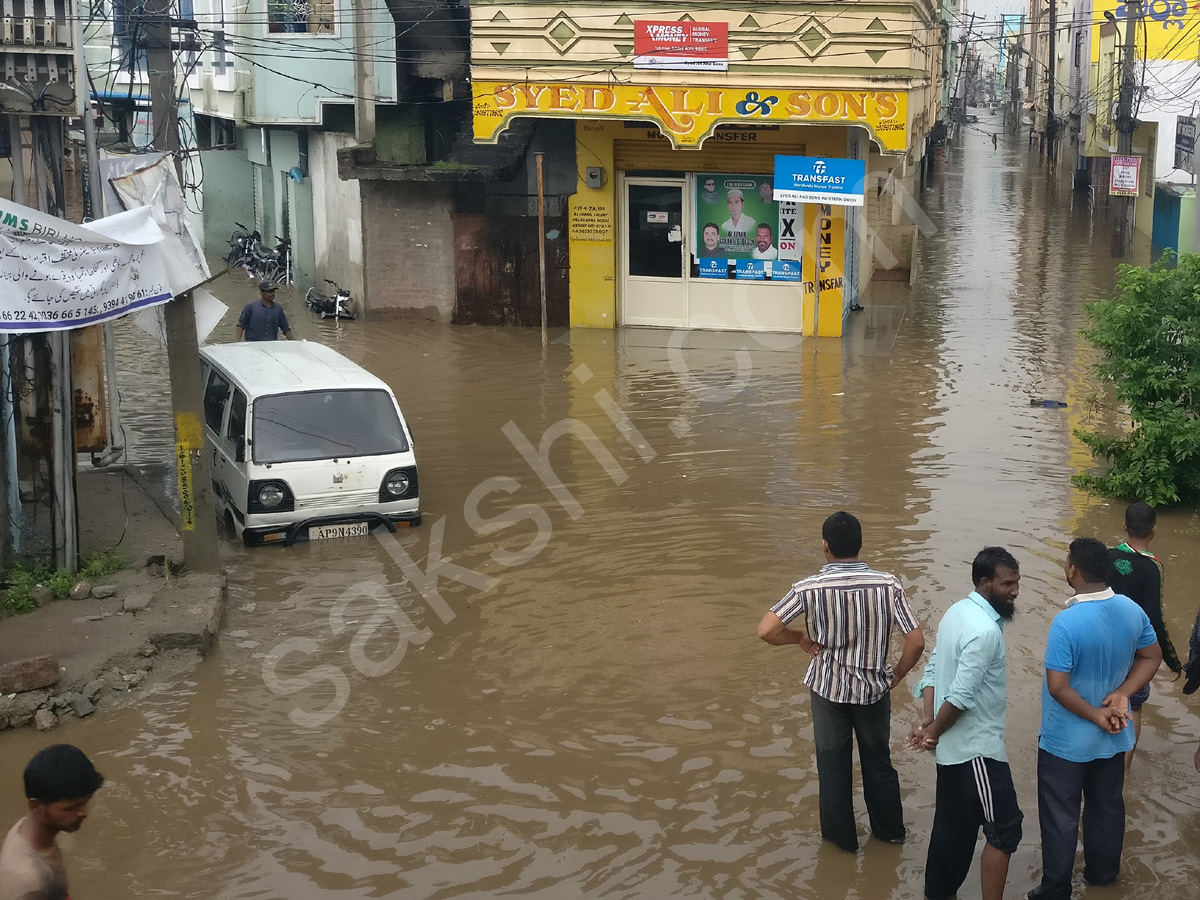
[305,279,355,320]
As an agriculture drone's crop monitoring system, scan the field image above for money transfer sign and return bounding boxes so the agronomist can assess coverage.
[774,155,867,206]
[0,200,172,332]
[1110,155,1141,197]
[634,21,728,71]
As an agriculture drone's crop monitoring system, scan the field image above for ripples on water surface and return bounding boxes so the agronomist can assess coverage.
[1,119,1198,898]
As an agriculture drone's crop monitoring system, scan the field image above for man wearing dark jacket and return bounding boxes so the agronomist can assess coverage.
[1107,502,1181,772]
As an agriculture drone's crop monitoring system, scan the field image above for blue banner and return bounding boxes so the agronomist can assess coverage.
[736,260,766,281]
[698,257,730,279]
[773,155,866,207]
[769,259,802,282]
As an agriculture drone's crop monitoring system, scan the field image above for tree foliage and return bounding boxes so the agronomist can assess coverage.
[1073,252,1200,505]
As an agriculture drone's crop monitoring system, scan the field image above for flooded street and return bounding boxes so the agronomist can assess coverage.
[3,118,1200,898]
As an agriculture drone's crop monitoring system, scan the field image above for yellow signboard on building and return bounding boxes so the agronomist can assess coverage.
[473,82,910,152]
[1091,0,1200,60]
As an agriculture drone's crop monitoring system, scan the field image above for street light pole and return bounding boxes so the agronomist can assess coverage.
[1113,0,1140,258]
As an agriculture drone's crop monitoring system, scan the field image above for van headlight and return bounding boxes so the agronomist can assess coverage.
[259,484,286,508]
[379,467,418,502]
[248,480,294,514]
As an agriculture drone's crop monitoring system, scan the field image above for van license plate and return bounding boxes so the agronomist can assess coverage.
[309,522,370,541]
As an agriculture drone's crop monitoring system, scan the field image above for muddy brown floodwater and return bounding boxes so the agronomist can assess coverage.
[3,117,1200,899]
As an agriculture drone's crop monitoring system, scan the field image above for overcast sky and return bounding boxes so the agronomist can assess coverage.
[965,0,1031,26]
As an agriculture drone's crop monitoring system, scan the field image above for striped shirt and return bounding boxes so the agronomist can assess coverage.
[772,561,919,705]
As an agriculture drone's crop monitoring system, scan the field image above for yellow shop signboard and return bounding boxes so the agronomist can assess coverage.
[473,82,909,152]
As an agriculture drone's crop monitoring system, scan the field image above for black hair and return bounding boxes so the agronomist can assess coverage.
[702,222,719,232]
[1068,537,1110,584]
[24,744,104,803]
[972,546,1019,586]
[757,223,773,236]
[1125,502,1156,539]
[822,511,862,559]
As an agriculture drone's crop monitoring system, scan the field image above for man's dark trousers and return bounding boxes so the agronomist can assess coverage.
[810,690,905,852]
[1028,749,1125,900]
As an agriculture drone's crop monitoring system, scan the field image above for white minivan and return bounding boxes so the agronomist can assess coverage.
[199,341,420,546]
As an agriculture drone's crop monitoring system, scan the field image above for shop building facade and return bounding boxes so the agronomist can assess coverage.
[470,4,945,336]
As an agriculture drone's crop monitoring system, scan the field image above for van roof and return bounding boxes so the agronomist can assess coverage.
[200,341,391,396]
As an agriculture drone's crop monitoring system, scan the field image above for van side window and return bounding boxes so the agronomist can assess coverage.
[226,390,247,462]
[204,370,232,433]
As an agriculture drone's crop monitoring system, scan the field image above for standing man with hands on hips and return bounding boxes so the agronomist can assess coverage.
[757,511,925,853]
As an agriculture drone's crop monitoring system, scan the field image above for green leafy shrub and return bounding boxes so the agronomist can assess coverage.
[0,549,127,618]
[80,549,125,580]
[1073,252,1200,505]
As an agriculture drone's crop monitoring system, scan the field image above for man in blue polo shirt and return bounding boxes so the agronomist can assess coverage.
[236,281,293,341]
[908,546,1023,900]
[1027,537,1161,900]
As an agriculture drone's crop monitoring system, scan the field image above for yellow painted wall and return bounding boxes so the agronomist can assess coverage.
[569,120,854,336]
[570,121,620,328]
[804,203,848,336]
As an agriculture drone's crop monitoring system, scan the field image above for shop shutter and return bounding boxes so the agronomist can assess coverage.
[614,132,806,175]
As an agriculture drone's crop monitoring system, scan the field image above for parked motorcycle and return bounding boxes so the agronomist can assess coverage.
[305,279,355,320]
[225,223,293,285]
[246,236,292,286]
[225,222,258,271]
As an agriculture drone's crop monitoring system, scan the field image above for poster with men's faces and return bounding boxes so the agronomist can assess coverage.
[694,174,803,281]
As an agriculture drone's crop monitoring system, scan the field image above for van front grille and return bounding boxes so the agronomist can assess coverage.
[295,488,382,511]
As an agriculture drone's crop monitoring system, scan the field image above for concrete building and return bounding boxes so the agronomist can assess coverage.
[466,3,947,337]
[1078,0,1200,248]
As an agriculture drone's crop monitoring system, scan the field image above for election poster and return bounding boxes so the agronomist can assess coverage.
[694,173,803,281]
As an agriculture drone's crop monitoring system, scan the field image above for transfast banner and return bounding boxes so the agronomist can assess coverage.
[0,200,173,332]
[473,82,909,152]
[773,155,867,206]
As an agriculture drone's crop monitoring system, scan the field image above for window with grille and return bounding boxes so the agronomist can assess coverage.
[268,0,335,34]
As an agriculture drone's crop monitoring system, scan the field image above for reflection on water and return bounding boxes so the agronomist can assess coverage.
[2,118,1199,898]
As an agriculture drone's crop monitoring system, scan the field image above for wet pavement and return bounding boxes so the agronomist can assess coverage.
[1,115,1199,898]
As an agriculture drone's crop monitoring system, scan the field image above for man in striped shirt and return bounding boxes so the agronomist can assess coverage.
[757,511,926,853]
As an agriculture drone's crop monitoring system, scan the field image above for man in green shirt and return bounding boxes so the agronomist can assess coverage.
[1107,502,1182,772]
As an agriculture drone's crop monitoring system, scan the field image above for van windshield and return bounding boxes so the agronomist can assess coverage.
[252,389,409,464]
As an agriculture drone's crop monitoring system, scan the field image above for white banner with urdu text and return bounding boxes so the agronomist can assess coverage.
[0,199,172,332]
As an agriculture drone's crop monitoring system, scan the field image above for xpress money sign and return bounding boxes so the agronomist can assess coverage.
[773,156,867,206]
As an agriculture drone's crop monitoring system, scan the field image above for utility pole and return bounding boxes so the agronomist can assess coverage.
[1113,0,1141,258]
[1047,0,1058,172]
[144,0,221,573]
[354,0,376,144]
[1013,19,1024,134]
[953,14,977,128]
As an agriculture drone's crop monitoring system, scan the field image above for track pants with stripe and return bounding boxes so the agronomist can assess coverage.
[925,756,1023,900]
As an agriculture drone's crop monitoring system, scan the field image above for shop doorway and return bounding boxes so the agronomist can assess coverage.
[621,178,687,326]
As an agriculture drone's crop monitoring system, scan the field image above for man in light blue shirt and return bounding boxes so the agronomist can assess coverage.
[908,547,1023,900]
